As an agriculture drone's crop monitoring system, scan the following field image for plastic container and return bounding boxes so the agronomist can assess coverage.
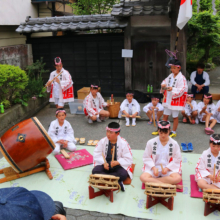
[69,99,84,115]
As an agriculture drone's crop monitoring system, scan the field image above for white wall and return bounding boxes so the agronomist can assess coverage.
[0,0,38,25]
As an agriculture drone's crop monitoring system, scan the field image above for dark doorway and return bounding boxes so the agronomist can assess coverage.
[27,33,125,97]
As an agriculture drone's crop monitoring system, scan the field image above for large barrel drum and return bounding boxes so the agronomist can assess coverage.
[0,117,55,173]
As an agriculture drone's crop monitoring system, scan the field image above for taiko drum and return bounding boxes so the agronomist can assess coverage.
[0,117,55,173]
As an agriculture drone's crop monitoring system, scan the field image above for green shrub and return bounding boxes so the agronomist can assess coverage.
[0,64,28,106]
[2,99,11,109]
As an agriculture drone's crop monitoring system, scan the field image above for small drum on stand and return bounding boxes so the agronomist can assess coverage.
[0,117,55,183]
[203,189,220,216]
[144,182,176,210]
[88,174,120,202]
[107,102,120,118]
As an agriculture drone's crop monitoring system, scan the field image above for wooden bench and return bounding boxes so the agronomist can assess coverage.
[195,94,220,100]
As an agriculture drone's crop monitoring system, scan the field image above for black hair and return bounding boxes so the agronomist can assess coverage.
[56,108,66,116]
[158,121,171,134]
[169,58,181,67]
[108,122,120,133]
[126,90,134,96]
[196,63,205,69]
[210,134,220,145]
[202,93,213,104]
[54,57,62,66]
[90,80,99,89]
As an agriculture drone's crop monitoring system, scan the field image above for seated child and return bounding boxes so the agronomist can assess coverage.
[118,90,140,127]
[195,134,220,190]
[48,108,76,155]
[140,121,182,189]
[181,94,198,124]
[214,100,220,124]
[197,93,217,135]
[92,122,133,191]
[143,96,164,124]
[83,82,110,124]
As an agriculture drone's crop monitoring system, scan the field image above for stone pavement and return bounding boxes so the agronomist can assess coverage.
[0,67,220,220]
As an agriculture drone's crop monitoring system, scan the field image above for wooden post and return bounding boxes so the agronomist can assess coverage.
[124,17,132,90]
[170,0,187,76]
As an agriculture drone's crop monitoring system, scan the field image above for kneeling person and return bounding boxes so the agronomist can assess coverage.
[140,121,182,189]
[92,122,133,191]
[195,134,220,190]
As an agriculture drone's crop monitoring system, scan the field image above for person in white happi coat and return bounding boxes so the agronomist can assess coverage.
[197,93,217,135]
[46,57,74,108]
[158,59,188,138]
[92,122,133,191]
[48,108,76,155]
[143,96,164,124]
[214,100,220,123]
[118,90,140,127]
[83,83,110,124]
[195,134,220,189]
[181,94,198,124]
[140,121,182,189]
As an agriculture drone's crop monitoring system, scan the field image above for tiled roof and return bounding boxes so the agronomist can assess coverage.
[111,0,171,17]
[16,14,127,34]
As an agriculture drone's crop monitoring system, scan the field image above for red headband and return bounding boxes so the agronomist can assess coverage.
[106,127,120,132]
[204,95,212,99]
[169,64,181,68]
[210,136,220,144]
[158,121,171,129]
[54,57,62,65]
[91,85,98,88]
[56,110,66,115]
[126,93,134,96]
[152,98,159,101]
[187,94,194,98]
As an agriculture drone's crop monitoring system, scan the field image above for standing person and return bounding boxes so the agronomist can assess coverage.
[83,82,110,124]
[214,100,220,124]
[118,90,140,127]
[92,122,133,191]
[46,57,74,108]
[48,108,76,155]
[181,94,198,124]
[140,121,182,189]
[197,93,217,135]
[190,63,210,97]
[143,96,164,125]
[153,59,188,137]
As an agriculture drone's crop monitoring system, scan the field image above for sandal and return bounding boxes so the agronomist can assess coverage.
[87,140,93,145]
[204,127,214,135]
[148,121,153,125]
[183,117,187,123]
[188,143,193,152]
[92,140,99,146]
[191,119,195,124]
[79,138,85,144]
[75,138,79,142]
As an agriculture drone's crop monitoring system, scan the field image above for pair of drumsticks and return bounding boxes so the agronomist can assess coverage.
[213,164,220,183]
[102,146,115,165]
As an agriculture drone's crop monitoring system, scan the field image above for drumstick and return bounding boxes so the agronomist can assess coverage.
[214,164,216,183]
[160,164,164,173]
[102,152,107,164]
[60,149,70,159]
[112,145,115,162]
[153,110,156,127]
[121,115,141,118]
[44,71,63,88]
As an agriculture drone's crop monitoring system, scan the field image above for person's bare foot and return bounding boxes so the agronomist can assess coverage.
[176,184,183,190]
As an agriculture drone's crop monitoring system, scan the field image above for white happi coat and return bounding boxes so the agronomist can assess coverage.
[161,72,188,111]
[214,100,220,123]
[47,68,74,103]
[142,136,182,174]
[197,102,216,122]
[184,100,198,116]
[143,102,164,119]
[83,92,107,117]
[93,136,133,179]
[48,119,76,144]
[195,148,220,188]
[118,98,140,118]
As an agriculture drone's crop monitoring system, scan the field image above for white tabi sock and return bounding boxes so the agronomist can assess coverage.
[132,118,136,126]
[126,117,130,126]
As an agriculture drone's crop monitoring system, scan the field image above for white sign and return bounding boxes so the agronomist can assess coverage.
[122,49,133,58]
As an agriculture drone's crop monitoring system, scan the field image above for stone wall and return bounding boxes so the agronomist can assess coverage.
[0,44,33,69]
[0,94,49,137]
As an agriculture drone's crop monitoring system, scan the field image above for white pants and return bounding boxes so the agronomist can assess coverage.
[53,142,76,155]
[164,107,179,118]
[145,170,175,178]
[54,98,64,107]
[125,106,137,115]
[197,176,220,188]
